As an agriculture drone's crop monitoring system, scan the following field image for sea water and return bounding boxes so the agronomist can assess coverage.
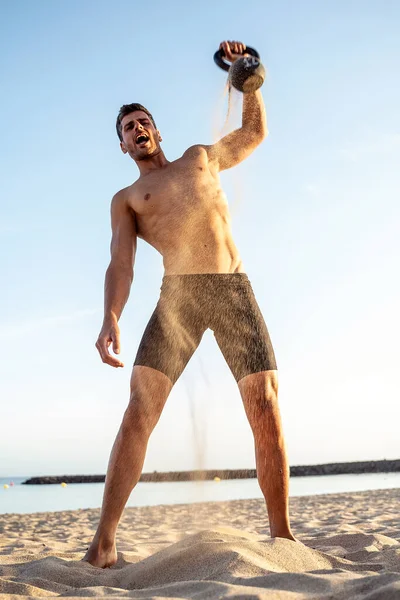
[0,472,399,515]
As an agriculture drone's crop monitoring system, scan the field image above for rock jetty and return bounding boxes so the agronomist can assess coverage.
[22,459,400,484]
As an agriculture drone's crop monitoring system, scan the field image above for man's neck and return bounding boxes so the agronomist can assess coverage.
[136,150,170,177]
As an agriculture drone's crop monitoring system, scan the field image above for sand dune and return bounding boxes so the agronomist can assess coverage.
[0,488,399,599]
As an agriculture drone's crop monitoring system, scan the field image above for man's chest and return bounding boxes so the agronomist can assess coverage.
[130,159,218,218]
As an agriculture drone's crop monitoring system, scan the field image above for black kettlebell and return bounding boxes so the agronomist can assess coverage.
[213,45,265,93]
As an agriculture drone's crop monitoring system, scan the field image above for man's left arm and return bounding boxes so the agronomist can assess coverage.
[205,88,268,172]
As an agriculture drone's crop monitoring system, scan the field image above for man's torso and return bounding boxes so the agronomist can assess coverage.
[121,145,244,274]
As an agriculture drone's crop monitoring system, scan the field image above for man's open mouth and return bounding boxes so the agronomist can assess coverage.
[136,133,149,145]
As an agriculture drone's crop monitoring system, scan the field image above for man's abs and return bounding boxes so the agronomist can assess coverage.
[161,230,245,274]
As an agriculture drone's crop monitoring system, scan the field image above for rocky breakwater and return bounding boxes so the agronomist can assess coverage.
[22,459,400,485]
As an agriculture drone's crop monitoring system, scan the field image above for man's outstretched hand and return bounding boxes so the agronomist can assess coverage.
[219,40,247,63]
[96,318,124,368]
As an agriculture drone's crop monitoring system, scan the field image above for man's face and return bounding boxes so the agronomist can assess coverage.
[120,111,161,160]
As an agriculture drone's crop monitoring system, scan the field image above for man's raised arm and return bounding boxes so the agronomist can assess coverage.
[206,88,267,172]
[96,191,137,368]
[204,40,268,172]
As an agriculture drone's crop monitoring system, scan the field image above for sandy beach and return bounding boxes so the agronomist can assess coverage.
[0,487,399,599]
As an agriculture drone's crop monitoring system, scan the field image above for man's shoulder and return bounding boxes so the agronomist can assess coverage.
[112,183,139,204]
[182,144,219,174]
[182,144,211,158]
[111,185,138,215]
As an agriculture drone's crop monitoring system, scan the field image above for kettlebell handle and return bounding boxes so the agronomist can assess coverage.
[213,46,260,72]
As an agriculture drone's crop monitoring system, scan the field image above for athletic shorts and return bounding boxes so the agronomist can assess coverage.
[134,273,277,384]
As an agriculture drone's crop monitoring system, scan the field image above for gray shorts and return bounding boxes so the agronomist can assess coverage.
[134,273,277,383]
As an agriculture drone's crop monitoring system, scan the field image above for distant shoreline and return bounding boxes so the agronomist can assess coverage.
[22,459,400,484]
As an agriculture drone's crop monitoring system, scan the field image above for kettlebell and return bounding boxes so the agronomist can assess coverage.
[213,45,265,93]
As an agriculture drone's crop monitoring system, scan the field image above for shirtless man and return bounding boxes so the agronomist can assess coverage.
[84,41,295,568]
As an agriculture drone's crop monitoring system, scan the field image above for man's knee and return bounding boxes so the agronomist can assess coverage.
[123,398,158,437]
[124,366,173,435]
[130,365,173,397]
[239,370,280,428]
[239,370,279,403]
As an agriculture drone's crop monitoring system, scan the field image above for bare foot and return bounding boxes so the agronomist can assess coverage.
[82,540,118,568]
[272,532,299,543]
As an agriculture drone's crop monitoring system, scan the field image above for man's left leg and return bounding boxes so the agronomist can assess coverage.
[238,369,295,540]
[210,274,296,540]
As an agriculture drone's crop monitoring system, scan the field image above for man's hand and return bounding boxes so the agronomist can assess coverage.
[96,318,124,368]
[219,40,247,64]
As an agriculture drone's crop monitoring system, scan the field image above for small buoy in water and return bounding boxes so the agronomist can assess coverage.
[3,484,9,489]
[9,481,14,486]
[213,477,221,482]
[61,482,67,488]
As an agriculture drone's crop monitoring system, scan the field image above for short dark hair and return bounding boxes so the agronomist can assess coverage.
[116,103,157,141]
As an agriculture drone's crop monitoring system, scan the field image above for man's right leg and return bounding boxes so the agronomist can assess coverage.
[83,365,173,568]
[84,276,205,567]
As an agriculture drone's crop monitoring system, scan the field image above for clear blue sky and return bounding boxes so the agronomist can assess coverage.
[1,1,399,477]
